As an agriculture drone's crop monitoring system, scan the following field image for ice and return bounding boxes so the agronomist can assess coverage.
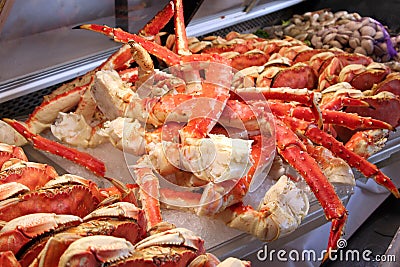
[41,131,134,187]
[162,209,243,249]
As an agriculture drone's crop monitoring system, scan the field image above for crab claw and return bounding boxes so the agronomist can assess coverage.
[3,119,106,177]
[134,227,205,254]
[59,235,134,266]
[0,182,30,201]
[83,202,146,226]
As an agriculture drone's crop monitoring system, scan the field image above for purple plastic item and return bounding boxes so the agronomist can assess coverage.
[370,17,398,59]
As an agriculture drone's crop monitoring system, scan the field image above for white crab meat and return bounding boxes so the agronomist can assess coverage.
[101,117,146,156]
[51,112,108,148]
[92,70,135,120]
[180,134,253,183]
[218,175,309,241]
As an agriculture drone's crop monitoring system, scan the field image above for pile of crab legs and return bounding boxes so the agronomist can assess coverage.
[0,142,251,266]
[0,0,399,264]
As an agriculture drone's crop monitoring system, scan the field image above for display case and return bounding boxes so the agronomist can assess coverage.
[0,1,399,266]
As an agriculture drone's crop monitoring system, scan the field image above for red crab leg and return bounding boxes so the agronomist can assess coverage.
[320,96,369,110]
[3,119,106,177]
[275,118,348,255]
[25,85,87,134]
[133,157,162,231]
[139,1,174,36]
[78,24,233,67]
[173,0,190,56]
[344,129,389,159]
[100,176,138,206]
[267,101,394,130]
[99,43,135,71]
[236,87,322,127]
[78,24,181,66]
[320,110,394,130]
[280,116,400,198]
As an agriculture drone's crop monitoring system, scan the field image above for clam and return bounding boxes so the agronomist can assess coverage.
[328,40,343,49]
[354,46,367,55]
[345,21,362,31]
[295,33,309,41]
[373,44,385,56]
[360,25,376,37]
[361,39,374,55]
[323,32,337,43]
[352,30,361,39]
[349,37,361,49]
[336,34,349,45]
[311,35,322,46]
[374,30,384,41]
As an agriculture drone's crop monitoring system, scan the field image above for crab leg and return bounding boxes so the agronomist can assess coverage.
[267,101,394,130]
[78,24,181,66]
[139,1,174,37]
[173,0,190,56]
[320,96,370,110]
[235,87,322,127]
[280,116,400,198]
[3,119,106,177]
[274,118,348,253]
[344,129,389,159]
[25,85,87,134]
[99,176,139,206]
[133,156,163,231]
[22,44,135,137]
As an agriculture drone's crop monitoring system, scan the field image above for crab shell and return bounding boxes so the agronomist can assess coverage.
[0,143,28,168]
[338,62,391,91]
[57,228,205,267]
[58,235,135,266]
[36,220,143,267]
[0,251,20,267]
[27,203,146,267]
[123,228,205,266]
[0,213,82,255]
[0,182,30,201]
[82,201,147,242]
[0,161,58,190]
[0,174,104,222]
